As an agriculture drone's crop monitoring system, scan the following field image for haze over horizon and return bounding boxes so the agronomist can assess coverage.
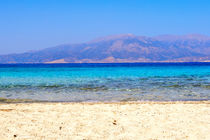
[0,0,210,54]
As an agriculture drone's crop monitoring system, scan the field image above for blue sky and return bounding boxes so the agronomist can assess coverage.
[0,0,210,54]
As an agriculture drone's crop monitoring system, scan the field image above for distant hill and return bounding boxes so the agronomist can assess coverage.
[0,34,210,63]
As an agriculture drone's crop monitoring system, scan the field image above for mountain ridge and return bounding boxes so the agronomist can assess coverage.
[0,34,210,63]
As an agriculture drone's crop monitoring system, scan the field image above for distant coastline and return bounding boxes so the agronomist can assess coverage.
[0,34,209,63]
[0,61,210,65]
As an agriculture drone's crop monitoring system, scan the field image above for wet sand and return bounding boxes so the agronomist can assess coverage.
[0,101,209,140]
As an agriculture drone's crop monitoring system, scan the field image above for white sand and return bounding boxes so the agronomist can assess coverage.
[0,102,209,140]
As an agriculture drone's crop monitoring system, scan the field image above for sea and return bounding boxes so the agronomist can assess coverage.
[0,63,209,102]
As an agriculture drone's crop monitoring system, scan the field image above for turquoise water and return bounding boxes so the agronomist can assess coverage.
[0,63,209,102]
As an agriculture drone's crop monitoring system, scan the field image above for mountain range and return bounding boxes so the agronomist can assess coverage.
[0,34,210,63]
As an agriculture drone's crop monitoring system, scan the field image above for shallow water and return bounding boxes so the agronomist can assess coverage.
[0,63,209,102]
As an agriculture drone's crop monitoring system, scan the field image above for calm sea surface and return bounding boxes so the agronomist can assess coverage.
[0,63,209,102]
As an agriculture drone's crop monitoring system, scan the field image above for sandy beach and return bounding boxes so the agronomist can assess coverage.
[0,101,209,140]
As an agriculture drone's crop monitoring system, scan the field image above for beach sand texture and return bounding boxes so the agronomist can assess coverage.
[0,102,209,140]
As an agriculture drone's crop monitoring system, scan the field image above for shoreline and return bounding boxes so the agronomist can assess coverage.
[0,98,210,104]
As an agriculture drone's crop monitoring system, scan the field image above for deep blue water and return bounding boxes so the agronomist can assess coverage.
[0,63,209,102]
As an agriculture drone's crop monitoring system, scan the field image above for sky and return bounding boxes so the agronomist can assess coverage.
[0,0,210,54]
